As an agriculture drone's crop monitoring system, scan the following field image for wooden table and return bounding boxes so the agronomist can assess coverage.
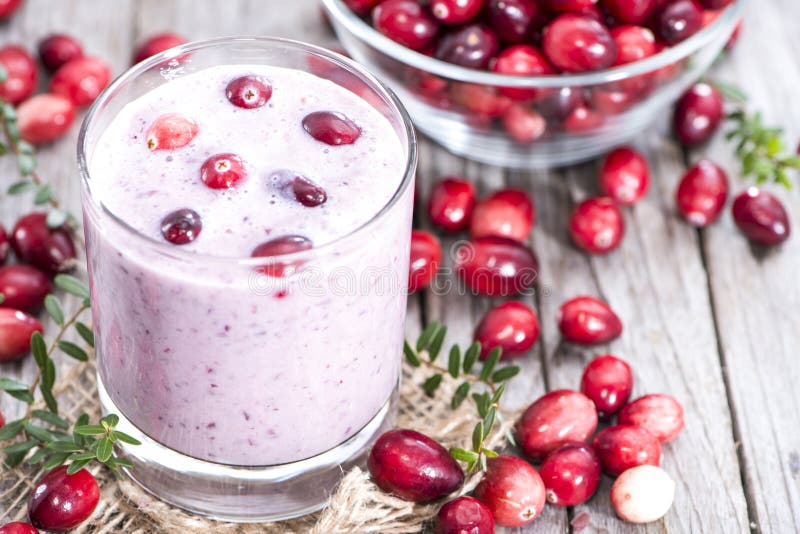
[1,0,798,532]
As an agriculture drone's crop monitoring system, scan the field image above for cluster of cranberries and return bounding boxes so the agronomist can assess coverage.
[344,0,739,141]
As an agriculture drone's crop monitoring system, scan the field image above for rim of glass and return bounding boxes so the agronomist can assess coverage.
[78,36,417,266]
[322,0,745,88]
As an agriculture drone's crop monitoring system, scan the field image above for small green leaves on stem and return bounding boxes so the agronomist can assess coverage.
[727,110,800,188]
[54,274,91,300]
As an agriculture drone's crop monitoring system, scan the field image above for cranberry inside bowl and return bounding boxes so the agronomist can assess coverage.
[322,0,744,169]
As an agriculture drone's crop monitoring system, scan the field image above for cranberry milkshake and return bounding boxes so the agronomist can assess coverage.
[82,62,413,466]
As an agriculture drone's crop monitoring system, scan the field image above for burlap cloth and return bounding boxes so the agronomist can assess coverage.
[0,357,516,533]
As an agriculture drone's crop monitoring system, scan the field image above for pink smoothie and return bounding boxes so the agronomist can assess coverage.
[84,64,412,465]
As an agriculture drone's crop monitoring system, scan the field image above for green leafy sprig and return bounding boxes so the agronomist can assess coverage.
[404,322,520,473]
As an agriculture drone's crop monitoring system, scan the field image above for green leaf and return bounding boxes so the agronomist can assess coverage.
[482,407,496,439]
[472,422,484,452]
[451,381,471,410]
[0,419,25,440]
[6,389,34,404]
[4,450,27,468]
[416,322,440,352]
[75,322,95,348]
[712,80,748,103]
[491,382,506,404]
[43,295,65,325]
[54,275,91,299]
[74,424,107,436]
[110,430,141,446]
[96,437,114,462]
[0,377,29,392]
[449,447,479,463]
[58,340,89,362]
[24,422,56,442]
[108,457,133,469]
[422,373,443,396]
[47,440,83,453]
[68,452,97,462]
[101,414,120,428]
[66,457,93,474]
[30,331,48,368]
[482,448,498,459]
[46,209,68,229]
[7,180,35,195]
[491,365,521,383]
[427,326,447,362]
[403,340,420,367]
[42,452,71,470]
[463,342,480,374]
[479,348,502,382]
[42,358,56,390]
[40,385,58,414]
[3,439,37,454]
[447,345,461,378]
[26,447,50,465]
[33,183,51,204]
[31,410,70,430]
[472,392,490,418]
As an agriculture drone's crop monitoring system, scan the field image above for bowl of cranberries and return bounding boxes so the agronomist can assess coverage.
[322,0,743,168]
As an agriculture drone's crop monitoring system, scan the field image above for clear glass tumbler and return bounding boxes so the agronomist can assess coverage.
[78,37,416,521]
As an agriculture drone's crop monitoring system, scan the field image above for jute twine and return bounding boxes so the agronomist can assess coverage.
[0,357,516,533]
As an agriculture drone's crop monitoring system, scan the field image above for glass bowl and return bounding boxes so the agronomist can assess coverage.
[322,0,745,168]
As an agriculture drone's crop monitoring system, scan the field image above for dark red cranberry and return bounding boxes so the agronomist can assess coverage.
[558,295,622,345]
[292,175,328,207]
[474,301,539,360]
[409,230,441,293]
[160,209,202,245]
[302,111,361,145]
[0,225,9,265]
[474,455,545,528]
[543,14,617,72]
[373,0,440,51]
[200,153,247,189]
[516,390,598,460]
[732,188,791,246]
[454,237,539,297]
[368,429,464,502]
[28,466,99,531]
[563,105,604,133]
[675,160,728,227]
[538,86,583,121]
[657,0,703,44]
[0,308,43,362]
[449,82,511,117]
[0,0,21,18]
[17,94,76,145]
[251,235,313,278]
[611,25,656,66]
[343,0,383,15]
[431,0,484,25]
[619,394,685,443]
[570,196,625,254]
[604,0,656,24]
[133,33,188,64]
[436,496,495,534]
[146,113,198,151]
[37,34,84,73]
[11,212,77,275]
[0,265,52,313]
[50,57,111,107]
[0,523,39,534]
[0,45,37,105]
[539,0,599,12]
[592,425,662,476]
[673,82,724,146]
[485,0,539,43]
[539,443,601,506]
[502,104,547,144]
[492,45,555,101]
[226,75,272,109]
[427,177,476,231]
[435,24,499,70]
[580,354,633,417]
[697,0,733,7]
[599,147,650,205]
[0,408,4,428]
[470,188,535,242]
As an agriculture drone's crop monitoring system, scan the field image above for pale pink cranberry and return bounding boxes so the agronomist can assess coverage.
[200,153,247,189]
[454,237,539,296]
[558,295,623,345]
[570,196,625,254]
[611,465,676,523]
[50,57,111,107]
[474,301,539,360]
[409,230,441,293]
[0,308,43,362]
[37,34,83,73]
[543,14,617,73]
[0,522,39,534]
[133,32,188,64]
[599,147,650,205]
[226,75,272,109]
[16,94,76,145]
[611,25,656,66]
[580,354,633,417]
[657,0,703,44]
[251,235,313,278]
[619,394,685,443]
[470,188,535,242]
[302,111,361,145]
[540,443,601,506]
[160,209,202,245]
[0,45,37,104]
[474,455,545,528]
[427,177,476,232]
[373,0,440,51]
[675,160,728,227]
[673,82,724,146]
[11,212,77,275]
[450,83,511,117]
[368,429,464,502]
[435,496,494,534]
[485,0,540,43]
[731,188,791,246]
[436,24,500,70]
[592,425,661,476]
[502,104,547,144]
[146,113,198,151]
[431,0,484,25]
[516,390,598,460]
[28,467,100,531]
[604,0,657,24]
[0,265,52,313]
[0,0,21,18]
[492,45,554,101]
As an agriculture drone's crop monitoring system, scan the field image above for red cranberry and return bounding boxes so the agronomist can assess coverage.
[455,237,539,296]
[474,455,545,527]
[673,82,724,146]
[251,235,313,278]
[604,0,656,24]
[580,354,633,417]
[0,265,52,313]
[0,0,21,18]
[675,160,728,227]
[474,301,539,360]
[0,45,37,104]
[0,308,43,362]
[731,188,791,246]
[343,0,383,16]
[133,33,188,64]
[540,443,601,506]
[569,197,625,254]
[619,394,684,443]
[470,188,535,242]
[516,390,598,460]
[435,496,495,534]
[491,45,555,101]
[427,177,476,231]
[538,86,583,121]
[485,0,539,43]
[611,25,656,65]
[17,94,76,145]
[657,0,703,44]
[291,175,328,207]
[591,88,640,116]
[368,429,464,502]
[431,0,484,25]
[146,113,198,151]
[0,523,39,534]
[502,104,547,144]
[302,111,361,145]
[564,105,604,133]
[49,57,111,107]
[593,425,661,476]
[558,295,622,345]
[539,0,599,12]
[599,147,650,205]
[225,75,272,109]
[11,212,77,275]
[450,83,511,117]
[160,209,202,245]
[37,34,83,73]
[0,408,4,428]
[28,466,99,531]
[0,225,9,265]
[409,230,441,293]
[200,153,247,189]
[435,24,499,70]
[373,0,440,51]
[543,14,617,73]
